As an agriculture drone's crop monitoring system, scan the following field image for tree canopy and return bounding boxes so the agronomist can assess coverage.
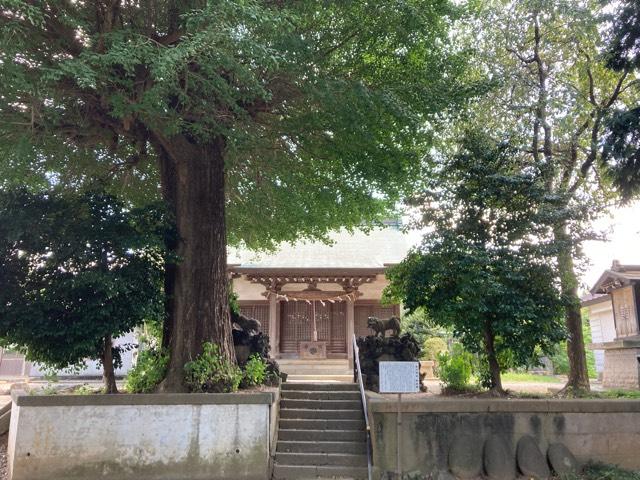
[440,0,640,392]
[0,0,471,248]
[0,0,473,390]
[0,189,165,392]
[602,0,640,200]
[385,132,566,393]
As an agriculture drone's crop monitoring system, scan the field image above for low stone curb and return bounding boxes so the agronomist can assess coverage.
[11,390,276,407]
[367,396,640,414]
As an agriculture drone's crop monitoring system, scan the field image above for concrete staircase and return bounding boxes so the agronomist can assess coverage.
[278,359,353,383]
[273,382,368,479]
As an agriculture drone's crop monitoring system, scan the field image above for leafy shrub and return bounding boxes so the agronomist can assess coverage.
[422,337,448,361]
[242,354,268,388]
[184,342,242,393]
[125,348,169,393]
[437,345,473,390]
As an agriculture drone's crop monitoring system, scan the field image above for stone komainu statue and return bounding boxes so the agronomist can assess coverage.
[230,310,261,334]
[367,316,401,337]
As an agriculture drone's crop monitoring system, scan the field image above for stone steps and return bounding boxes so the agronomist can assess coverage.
[281,390,360,401]
[278,360,352,377]
[281,382,358,391]
[277,440,367,455]
[280,398,361,410]
[279,418,365,431]
[287,374,353,382]
[279,429,366,442]
[273,381,367,480]
[279,408,364,420]
[272,464,368,479]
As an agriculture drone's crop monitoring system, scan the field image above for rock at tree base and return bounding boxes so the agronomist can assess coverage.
[547,443,579,475]
[448,434,483,478]
[484,435,516,480]
[516,435,550,479]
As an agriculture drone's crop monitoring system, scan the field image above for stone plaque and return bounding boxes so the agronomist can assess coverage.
[379,361,420,393]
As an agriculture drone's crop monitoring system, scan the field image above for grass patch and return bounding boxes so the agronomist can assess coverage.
[582,389,640,400]
[501,372,563,384]
[558,462,640,479]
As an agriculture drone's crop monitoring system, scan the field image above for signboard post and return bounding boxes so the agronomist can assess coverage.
[379,361,420,478]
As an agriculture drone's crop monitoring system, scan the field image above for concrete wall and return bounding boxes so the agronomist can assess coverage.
[367,394,640,478]
[9,391,278,480]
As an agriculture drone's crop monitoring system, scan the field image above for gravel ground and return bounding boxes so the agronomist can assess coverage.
[0,434,7,480]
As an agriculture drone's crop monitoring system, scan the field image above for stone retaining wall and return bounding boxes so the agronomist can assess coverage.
[8,390,279,480]
[367,394,640,478]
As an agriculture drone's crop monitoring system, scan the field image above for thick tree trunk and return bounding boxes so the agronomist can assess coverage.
[483,320,504,395]
[101,334,118,394]
[554,225,590,393]
[154,135,235,392]
[158,148,178,351]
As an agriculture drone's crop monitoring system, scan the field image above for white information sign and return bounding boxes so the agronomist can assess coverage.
[379,361,420,393]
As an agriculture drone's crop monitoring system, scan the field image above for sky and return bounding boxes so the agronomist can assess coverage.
[582,202,640,292]
[404,201,640,296]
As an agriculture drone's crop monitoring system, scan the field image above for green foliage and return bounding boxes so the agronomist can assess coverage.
[184,342,242,393]
[605,0,640,71]
[550,312,597,378]
[561,462,640,480]
[399,308,448,346]
[241,354,268,388]
[0,0,475,250]
[125,348,169,394]
[0,188,166,371]
[422,337,448,362]
[229,291,240,316]
[386,132,566,391]
[603,107,640,200]
[549,344,570,376]
[437,346,473,391]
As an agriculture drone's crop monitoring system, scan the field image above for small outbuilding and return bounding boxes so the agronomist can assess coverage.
[586,261,640,389]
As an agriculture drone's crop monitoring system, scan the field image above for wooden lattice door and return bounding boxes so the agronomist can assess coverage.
[280,301,347,356]
[239,303,270,337]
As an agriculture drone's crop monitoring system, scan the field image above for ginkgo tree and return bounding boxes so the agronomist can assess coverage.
[0,1,471,390]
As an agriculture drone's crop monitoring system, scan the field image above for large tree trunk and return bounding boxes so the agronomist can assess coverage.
[554,224,590,393]
[101,334,118,394]
[154,135,235,392]
[483,320,504,395]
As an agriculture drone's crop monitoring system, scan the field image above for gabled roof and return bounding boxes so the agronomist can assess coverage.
[580,293,611,307]
[590,261,640,294]
[229,226,411,271]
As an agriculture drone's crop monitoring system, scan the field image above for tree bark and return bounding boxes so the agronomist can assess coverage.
[101,334,118,394]
[158,147,178,351]
[483,320,504,395]
[554,224,591,393]
[154,134,235,392]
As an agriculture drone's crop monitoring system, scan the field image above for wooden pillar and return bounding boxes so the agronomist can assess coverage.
[347,299,355,360]
[269,295,279,357]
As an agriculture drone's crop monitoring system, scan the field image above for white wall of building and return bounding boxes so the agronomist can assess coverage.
[586,298,615,375]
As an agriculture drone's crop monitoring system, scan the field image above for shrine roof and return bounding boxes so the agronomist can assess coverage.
[228,225,411,272]
[590,261,640,294]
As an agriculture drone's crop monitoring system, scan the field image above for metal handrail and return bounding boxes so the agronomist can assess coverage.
[353,334,373,480]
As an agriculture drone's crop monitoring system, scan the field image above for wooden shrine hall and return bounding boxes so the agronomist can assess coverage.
[228,223,409,374]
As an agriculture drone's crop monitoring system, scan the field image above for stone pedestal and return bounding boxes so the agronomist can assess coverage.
[595,337,640,389]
